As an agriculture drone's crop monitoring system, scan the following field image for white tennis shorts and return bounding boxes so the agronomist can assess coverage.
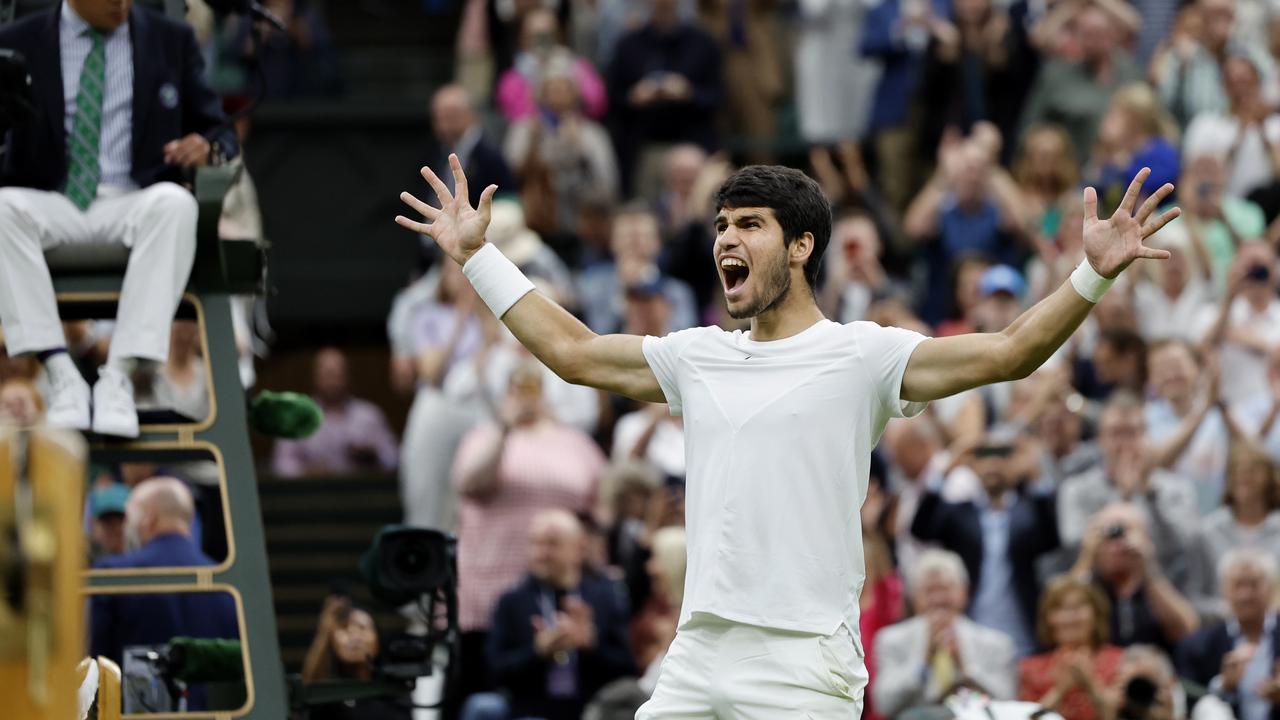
[635,613,867,719]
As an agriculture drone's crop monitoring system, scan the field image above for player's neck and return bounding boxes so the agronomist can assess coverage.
[748,288,825,342]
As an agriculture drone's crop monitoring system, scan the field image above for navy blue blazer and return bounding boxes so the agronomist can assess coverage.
[1177,619,1280,720]
[0,2,237,191]
[910,486,1060,639]
[426,137,515,208]
[487,572,635,720]
[90,534,239,666]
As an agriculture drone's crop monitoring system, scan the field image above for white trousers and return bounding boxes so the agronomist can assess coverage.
[399,386,479,533]
[0,184,197,362]
[636,614,867,720]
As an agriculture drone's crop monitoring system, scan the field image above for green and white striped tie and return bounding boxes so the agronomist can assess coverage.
[63,28,106,211]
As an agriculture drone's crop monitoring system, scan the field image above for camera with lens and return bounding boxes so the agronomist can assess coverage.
[1118,674,1160,720]
[358,525,458,683]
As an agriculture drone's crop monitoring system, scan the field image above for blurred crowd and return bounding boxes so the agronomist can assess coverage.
[6,0,1280,719]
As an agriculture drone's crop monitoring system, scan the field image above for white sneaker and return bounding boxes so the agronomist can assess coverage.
[92,366,139,438]
[44,373,91,431]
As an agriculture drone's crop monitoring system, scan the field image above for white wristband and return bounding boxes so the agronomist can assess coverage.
[1069,259,1115,304]
[462,243,536,318]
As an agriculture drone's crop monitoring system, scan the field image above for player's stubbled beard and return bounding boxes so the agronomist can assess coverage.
[728,244,792,320]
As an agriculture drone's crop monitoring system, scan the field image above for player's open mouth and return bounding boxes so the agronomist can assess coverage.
[721,257,749,295]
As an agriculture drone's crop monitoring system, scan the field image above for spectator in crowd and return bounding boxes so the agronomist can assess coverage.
[577,207,698,334]
[1058,392,1199,581]
[394,262,483,533]
[0,0,237,439]
[1034,390,1103,488]
[1196,243,1280,409]
[1144,340,1227,513]
[451,359,606,709]
[1184,55,1280,206]
[1019,2,1142,167]
[884,416,948,584]
[1085,84,1182,218]
[88,482,129,560]
[612,402,684,482]
[1069,503,1200,651]
[1157,0,1262,129]
[861,0,953,212]
[1177,549,1280,720]
[820,209,889,324]
[793,0,881,145]
[862,472,906,720]
[481,509,634,720]
[872,549,1017,717]
[606,0,722,197]
[149,319,208,422]
[428,85,515,208]
[1109,645,1190,720]
[496,7,607,123]
[914,0,1014,165]
[234,0,341,99]
[504,56,619,239]
[302,595,411,720]
[1013,124,1080,245]
[90,477,238,703]
[0,378,44,426]
[904,136,1026,325]
[271,348,399,478]
[1079,326,1146,405]
[699,0,782,165]
[911,431,1060,656]
[652,144,708,240]
[1161,154,1266,290]
[629,525,685,693]
[1191,438,1280,616]
[485,199,578,307]
[1236,347,1280,461]
[1132,233,1214,343]
[600,461,661,583]
[1018,574,1125,720]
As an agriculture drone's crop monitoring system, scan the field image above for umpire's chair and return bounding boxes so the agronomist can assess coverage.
[0,1,286,717]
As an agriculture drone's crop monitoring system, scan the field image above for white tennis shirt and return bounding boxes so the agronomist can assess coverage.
[642,319,929,640]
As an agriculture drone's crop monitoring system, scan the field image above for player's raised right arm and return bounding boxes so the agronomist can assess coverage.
[396,155,664,403]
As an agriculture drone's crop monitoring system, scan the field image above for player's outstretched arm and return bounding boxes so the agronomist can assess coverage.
[396,155,664,403]
[900,168,1180,403]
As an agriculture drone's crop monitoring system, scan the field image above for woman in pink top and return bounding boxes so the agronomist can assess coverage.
[495,8,607,122]
[450,357,605,698]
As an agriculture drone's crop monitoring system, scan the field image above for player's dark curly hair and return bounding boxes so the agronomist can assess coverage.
[714,165,832,290]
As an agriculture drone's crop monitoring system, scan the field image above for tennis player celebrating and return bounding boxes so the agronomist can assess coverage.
[396,158,1177,719]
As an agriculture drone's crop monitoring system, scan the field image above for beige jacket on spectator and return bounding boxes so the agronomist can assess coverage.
[872,615,1017,718]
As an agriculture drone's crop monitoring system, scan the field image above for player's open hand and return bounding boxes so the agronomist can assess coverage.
[1083,167,1180,279]
[396,154,498,266]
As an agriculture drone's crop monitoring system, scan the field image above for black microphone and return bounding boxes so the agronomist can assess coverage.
[204,0,287,32]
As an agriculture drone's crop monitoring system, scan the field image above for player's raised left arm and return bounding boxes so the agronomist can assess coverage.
[900,169,1180,403]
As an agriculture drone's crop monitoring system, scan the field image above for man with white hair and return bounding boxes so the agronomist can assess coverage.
[872,549,1017,718]
[1176,548,1280,720]
[89,477,237,709]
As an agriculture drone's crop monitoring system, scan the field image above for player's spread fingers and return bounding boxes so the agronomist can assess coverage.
[399,191,440,220]
[394,215,430,233]
[420,165,452,205]
[1135,183,1174,224]
[1116,167,1150,216]
[1083,186,1099,222]
[1137,244,1173,260]
[1141,207,1181,238]
[449,153,470,207]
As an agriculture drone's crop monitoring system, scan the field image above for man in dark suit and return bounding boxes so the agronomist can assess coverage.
[428,83,513,208]
[484,509,635,720]
[1177,548,1280,720]
[0,0,236,438]
[910,431,1060,657]
[90,476,239,710]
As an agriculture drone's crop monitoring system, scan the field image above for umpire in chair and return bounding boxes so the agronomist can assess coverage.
[0,0,236,437]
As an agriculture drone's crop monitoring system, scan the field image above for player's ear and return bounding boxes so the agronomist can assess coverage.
[790,232,814,266]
